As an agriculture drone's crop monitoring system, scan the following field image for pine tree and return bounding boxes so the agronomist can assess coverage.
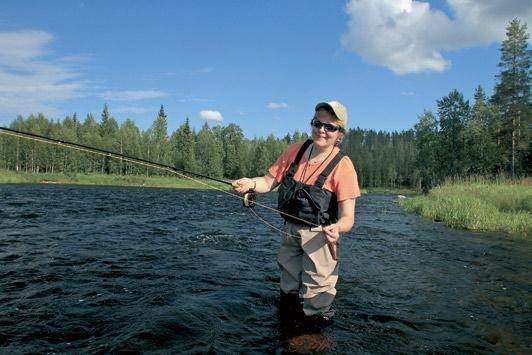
[80,113,103,173]
[221,123,245,178]
[465,86,499,175]
[251,138,271,177]
[119,119,143,175]
[414,110,439,191]
[151,105,169,167]
[195,122,223,177]
[437,89,470,178]
[492,18,531,177]
[172,118,197,172]
[99,104,119,174]
[57,115,81,173]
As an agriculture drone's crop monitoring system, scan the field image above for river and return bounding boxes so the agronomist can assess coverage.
[1,184,530,354]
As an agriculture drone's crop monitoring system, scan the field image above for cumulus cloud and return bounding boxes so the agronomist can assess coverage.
[100,90,167,101]
[341,0,532,74]
[0,30,84,116]
[199,110,223,122]
[267,102,289,109]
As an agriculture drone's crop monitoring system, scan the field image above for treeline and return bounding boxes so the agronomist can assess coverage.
[0,104,417,188]
[0,19,529,190]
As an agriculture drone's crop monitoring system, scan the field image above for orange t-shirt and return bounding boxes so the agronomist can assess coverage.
[268,141,361,202]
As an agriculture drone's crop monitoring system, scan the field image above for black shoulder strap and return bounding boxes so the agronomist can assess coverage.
[285,139,313,178]
[314,150,346,188]
[293,139,313,165]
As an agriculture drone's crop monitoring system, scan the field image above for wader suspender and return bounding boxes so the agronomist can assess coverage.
[286,139,313,179]
[286,139,346,187]
[314,151,345,188]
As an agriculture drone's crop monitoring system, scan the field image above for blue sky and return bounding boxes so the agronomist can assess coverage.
[0,0,530,138]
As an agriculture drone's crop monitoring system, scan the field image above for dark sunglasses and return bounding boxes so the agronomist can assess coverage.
[311,119,343,133]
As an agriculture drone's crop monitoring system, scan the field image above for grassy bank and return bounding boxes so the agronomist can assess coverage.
[399,180,531,237]
[0,169,230,190]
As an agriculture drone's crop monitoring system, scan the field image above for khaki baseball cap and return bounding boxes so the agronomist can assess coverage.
[315,101,348,127]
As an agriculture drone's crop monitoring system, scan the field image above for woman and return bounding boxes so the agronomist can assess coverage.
[232,101,360,323]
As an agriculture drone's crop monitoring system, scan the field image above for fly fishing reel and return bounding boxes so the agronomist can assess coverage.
[242,189,256,208]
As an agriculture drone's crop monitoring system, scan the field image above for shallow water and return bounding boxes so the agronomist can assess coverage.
[1,184,530,354]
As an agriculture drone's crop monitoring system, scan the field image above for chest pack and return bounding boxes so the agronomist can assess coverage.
[277,139,345,226]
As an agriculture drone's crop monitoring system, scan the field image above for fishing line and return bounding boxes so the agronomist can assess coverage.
[0,127,319,235]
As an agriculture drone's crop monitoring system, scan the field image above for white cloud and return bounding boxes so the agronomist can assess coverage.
[100,90,167,101]
[0,30,85,116]
[199,110,223,122]
[341,0,532,74]
[267,102,289,109]
[0,30,52,66]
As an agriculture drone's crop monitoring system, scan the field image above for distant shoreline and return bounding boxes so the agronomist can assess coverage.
[0,169,229,190]
[0,169,417,194]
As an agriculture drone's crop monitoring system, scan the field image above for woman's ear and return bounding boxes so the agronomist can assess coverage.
[335,133,344,146]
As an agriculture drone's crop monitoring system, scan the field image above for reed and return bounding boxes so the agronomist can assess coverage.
[400,179,531,237]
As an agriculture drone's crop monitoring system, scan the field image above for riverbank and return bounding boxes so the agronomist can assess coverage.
[1,169,417,194]
[0,169,230,190]
[399,180,531,238]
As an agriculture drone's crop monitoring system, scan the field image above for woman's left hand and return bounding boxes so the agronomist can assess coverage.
[323,224,340,244]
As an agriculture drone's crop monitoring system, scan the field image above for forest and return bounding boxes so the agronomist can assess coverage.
[0,19,529,190]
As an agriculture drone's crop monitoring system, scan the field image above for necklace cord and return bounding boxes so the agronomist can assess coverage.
[302,144,335,184]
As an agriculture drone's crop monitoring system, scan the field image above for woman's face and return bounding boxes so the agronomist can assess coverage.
[311,108,344,149]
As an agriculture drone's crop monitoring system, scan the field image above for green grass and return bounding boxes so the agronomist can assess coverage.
[399,180,532,237]
[0,169,230,190]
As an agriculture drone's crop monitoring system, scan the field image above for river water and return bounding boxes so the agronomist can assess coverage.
[0,184,530,354]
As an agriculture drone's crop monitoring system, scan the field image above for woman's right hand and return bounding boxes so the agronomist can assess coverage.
[232,177,254,193]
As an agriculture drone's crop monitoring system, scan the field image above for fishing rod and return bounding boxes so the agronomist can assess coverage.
[0,127,332,247]
[0,126,235,186]
[0,126,259,208]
